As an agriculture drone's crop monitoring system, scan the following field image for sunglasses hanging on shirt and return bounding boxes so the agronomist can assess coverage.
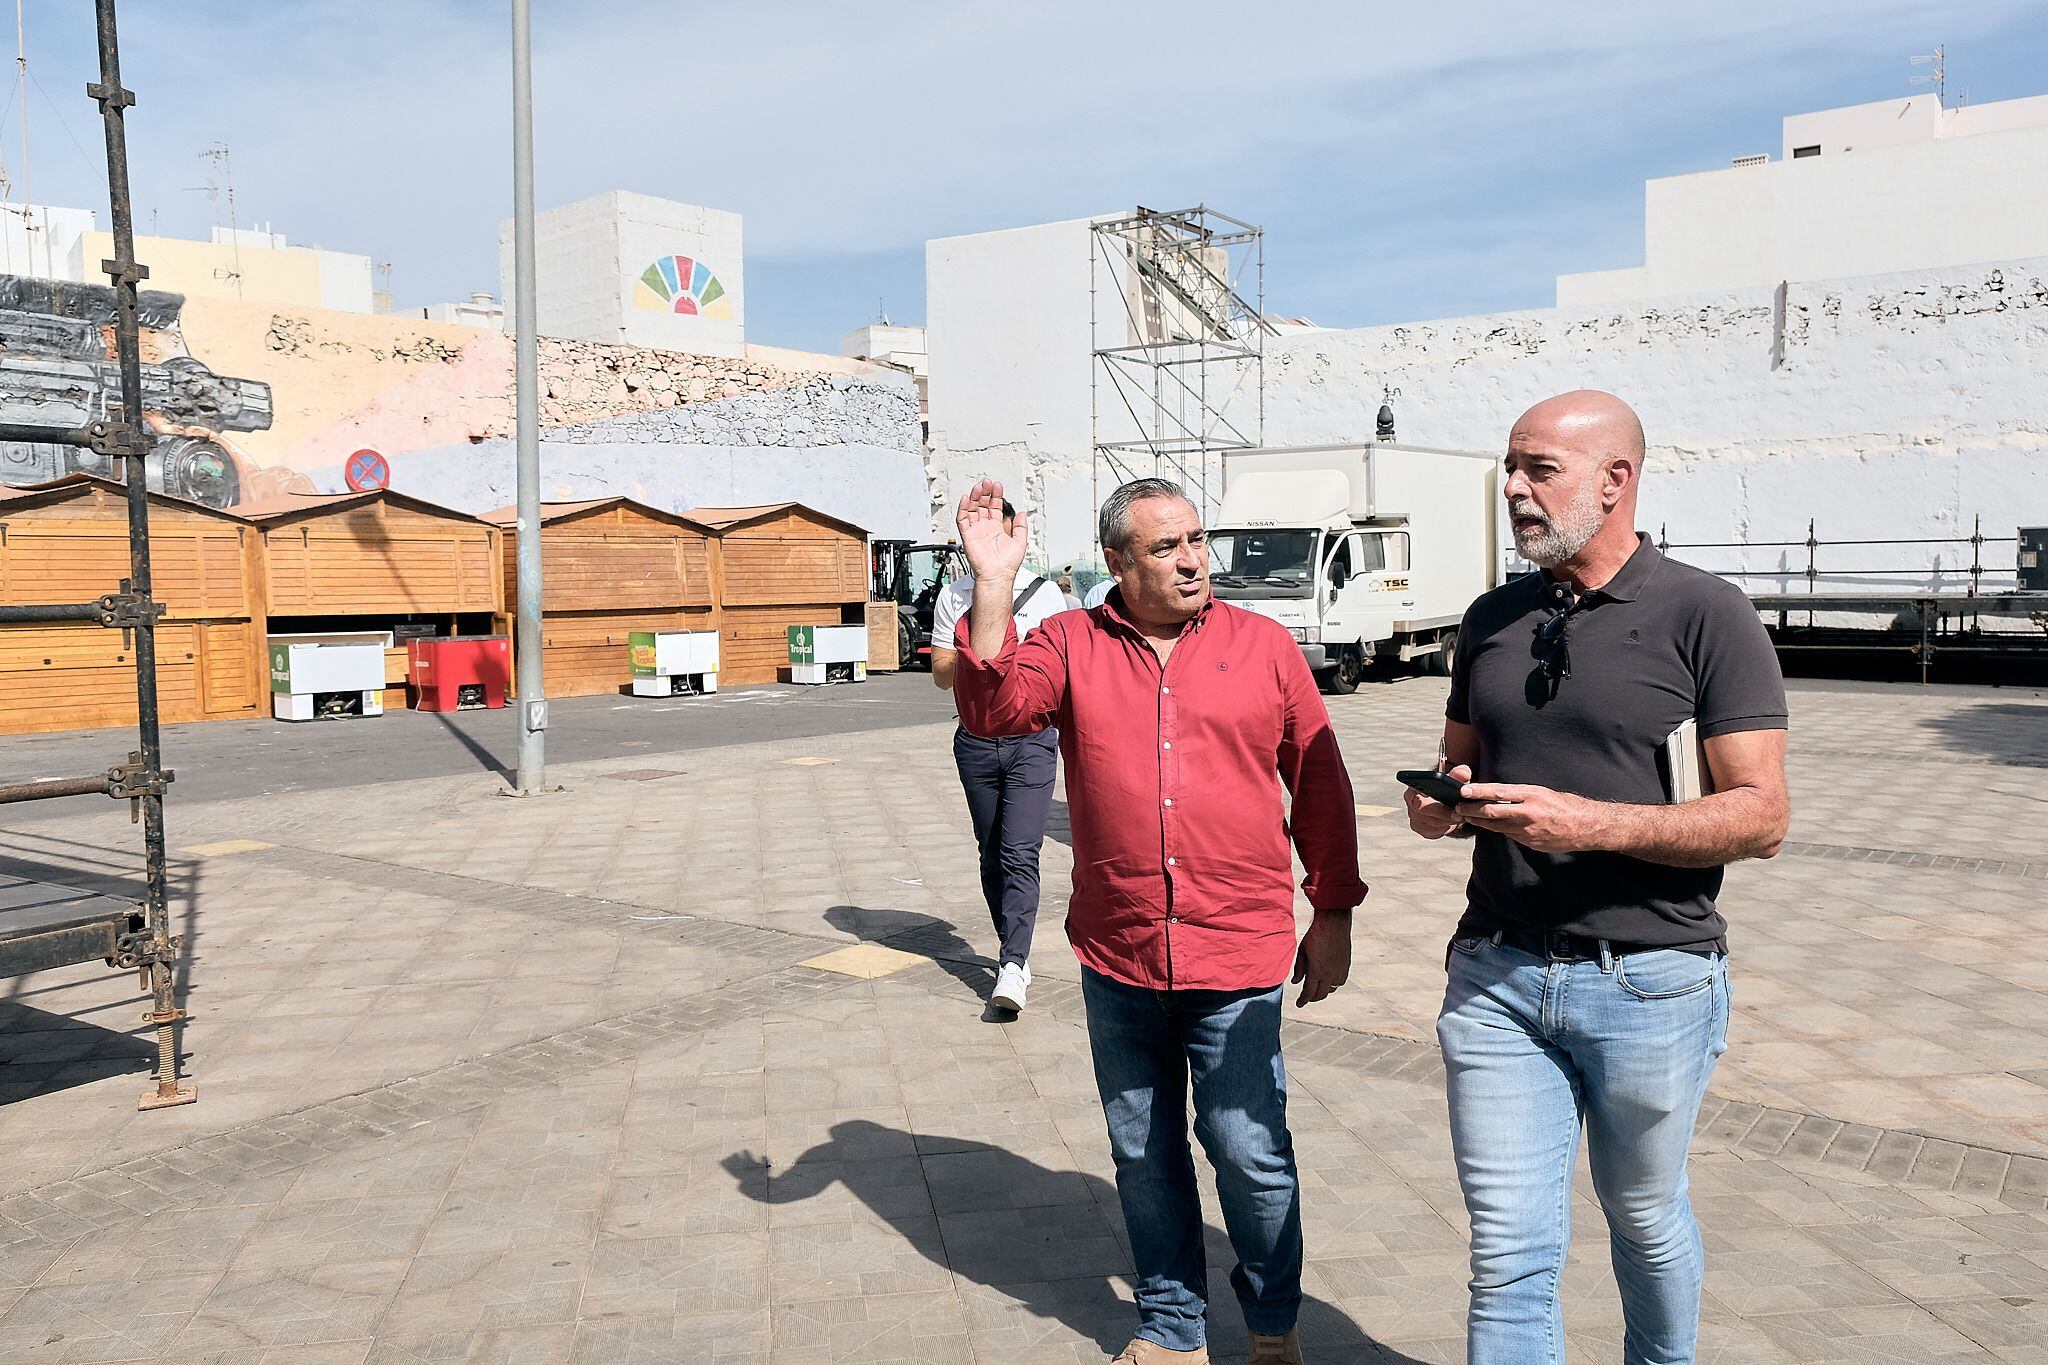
[1537,605,1573,682]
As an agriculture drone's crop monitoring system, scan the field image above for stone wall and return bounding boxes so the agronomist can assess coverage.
[926,253,2048,587]
[1264,258,2048,592]
[157,296,927,532]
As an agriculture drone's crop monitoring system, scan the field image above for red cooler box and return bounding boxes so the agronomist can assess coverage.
[408,636,511,711]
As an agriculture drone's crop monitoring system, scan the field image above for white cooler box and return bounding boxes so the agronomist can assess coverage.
[628,629,719,697]
[787,624,867,685]
[268,632,390,721]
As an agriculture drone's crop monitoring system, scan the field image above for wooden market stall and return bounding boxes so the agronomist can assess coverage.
[689,503,870,685]
[0,475,266,735]
[481,498,718,698]
[239,490,502,707]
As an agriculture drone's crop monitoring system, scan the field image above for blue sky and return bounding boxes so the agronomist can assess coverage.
[12,2,2047,353]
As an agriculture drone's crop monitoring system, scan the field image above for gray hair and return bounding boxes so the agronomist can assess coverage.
[1098,478,1190,553]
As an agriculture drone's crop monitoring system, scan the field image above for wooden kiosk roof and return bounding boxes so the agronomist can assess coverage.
[477,497,715,533]
[232,488,489,526]
[684,502,870,538]
[1,473,257,523]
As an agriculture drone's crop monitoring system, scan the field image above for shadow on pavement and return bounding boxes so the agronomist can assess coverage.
[426,708,513,781]
[0,828,201,1097]
[724,1120,1429,1363]
[1921,701,2048,765]
[0,999,156,1102]
[822,904,1002,1011]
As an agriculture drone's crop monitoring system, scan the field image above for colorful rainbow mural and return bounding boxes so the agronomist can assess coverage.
[631,255,733,319]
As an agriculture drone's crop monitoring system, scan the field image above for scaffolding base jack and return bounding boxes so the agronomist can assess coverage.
[139,1083,198,1111]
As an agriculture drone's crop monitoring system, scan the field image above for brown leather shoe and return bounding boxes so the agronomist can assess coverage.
[1111,1339,1210,1364]
[1247,1329,1302,1364]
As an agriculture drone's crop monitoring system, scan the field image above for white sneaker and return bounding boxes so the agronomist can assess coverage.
[991,960,1031,1012]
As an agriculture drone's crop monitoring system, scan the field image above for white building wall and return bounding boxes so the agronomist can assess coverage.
[500,191,744,356]
[841,324,928,377]
[0,205,94,282]
[420,295,505,329]
[316,248,375,313]
[927,215,1180,568]
[1561,95,2048,307]
[1264,257,2048,594]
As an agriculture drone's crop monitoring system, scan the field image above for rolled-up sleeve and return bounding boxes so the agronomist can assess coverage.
[1274,637,1368,910]
[952,613,1069,737]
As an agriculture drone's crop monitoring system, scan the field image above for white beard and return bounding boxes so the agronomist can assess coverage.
[1511,484,1605,567]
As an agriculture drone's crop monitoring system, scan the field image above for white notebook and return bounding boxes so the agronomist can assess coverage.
[1662,719,1710,803]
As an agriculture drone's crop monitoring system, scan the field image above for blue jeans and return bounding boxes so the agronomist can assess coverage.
[1081,966,1303,1351]
[1436,935,1730,1365]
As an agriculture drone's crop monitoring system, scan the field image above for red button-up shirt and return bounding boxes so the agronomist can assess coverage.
[953,593,1366,991]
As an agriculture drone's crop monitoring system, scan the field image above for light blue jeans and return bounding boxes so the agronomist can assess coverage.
[1081,967,1303,1351]
[1436,933,1730,1365]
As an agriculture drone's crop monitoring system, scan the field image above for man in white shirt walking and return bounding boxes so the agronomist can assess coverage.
[931,498,1070,1011]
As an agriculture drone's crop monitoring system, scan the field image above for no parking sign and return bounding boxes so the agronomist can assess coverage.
[344,448,391,492]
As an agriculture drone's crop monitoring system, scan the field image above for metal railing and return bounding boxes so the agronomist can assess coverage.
[0,0,193,1110]
[1655,515,2022,596]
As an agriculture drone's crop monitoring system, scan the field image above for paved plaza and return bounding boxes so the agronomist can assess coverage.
[0,672,2044,1362]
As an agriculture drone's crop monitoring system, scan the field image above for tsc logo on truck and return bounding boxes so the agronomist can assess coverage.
[1380,576,1410,591]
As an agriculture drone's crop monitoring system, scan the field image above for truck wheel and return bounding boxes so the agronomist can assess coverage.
[897,616,915,670]
[1328,646,1364,695]
[1427,628,1459,677]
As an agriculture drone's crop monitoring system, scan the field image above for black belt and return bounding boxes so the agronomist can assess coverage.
[1488,925,1720,963]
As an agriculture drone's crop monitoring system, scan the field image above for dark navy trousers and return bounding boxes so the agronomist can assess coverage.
[951,725,1058,966]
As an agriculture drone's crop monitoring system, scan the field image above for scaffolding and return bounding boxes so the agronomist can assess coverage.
[0,0,194,1110]
[1090,205,1271,529]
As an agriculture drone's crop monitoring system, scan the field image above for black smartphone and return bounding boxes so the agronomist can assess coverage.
[1396,769,1469,807]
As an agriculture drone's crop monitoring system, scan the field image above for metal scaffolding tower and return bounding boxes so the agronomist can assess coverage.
[1090,205,1271,526]
[0,0,195,1111]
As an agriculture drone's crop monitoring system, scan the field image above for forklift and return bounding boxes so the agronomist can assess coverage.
[870,539,968,670]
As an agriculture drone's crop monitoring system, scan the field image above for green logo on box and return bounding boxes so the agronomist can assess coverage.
[628,631,657,675]
[788,625,815,664]
[267,643,291,693]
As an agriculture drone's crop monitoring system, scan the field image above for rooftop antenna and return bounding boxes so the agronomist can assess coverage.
[14,0,39,277]
[1909,44,1946,106]
[192,142,243,296]
[875,296,889,327]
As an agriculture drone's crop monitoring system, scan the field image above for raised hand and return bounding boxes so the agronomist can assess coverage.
[956,478,1027,582]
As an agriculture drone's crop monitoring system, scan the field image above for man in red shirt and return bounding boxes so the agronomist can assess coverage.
[950,475,1366,1365]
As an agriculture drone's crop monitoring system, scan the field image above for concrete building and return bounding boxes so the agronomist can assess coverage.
[926,216,1123,566]
[1558,92,2048,305]
[418,292,505,329]
[840,323,926,381]
[925,93,2048,589]
[840,323,928,429]
[0,204,94,282]
[103,224,372,312]
[0,205,375,312]
[499,191,745,356]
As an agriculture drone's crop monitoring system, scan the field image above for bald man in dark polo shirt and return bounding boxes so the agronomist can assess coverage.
[1404,391,1789,1365]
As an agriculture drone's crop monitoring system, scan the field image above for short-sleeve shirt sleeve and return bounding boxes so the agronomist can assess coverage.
[1691,583,1789,738]
[1446,608,1477,724]
[930,577,971,652]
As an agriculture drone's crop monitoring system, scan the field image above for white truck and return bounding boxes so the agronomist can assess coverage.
[1207,443,1514,693]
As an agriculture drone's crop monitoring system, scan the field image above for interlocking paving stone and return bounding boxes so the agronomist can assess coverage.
[0,966,856,1253]
[1779,840,2046,881]
[1,679,2044,1360]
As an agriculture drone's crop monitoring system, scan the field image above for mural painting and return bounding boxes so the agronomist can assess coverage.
[0,279,926,537]
[0,274,273,508]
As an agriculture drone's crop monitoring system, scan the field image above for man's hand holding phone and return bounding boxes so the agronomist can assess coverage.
[1403,765,1474,839]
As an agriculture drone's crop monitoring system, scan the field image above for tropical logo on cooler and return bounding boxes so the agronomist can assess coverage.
[632,255,733,319]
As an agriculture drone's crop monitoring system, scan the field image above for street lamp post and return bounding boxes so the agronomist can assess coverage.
[510,0,545,793]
